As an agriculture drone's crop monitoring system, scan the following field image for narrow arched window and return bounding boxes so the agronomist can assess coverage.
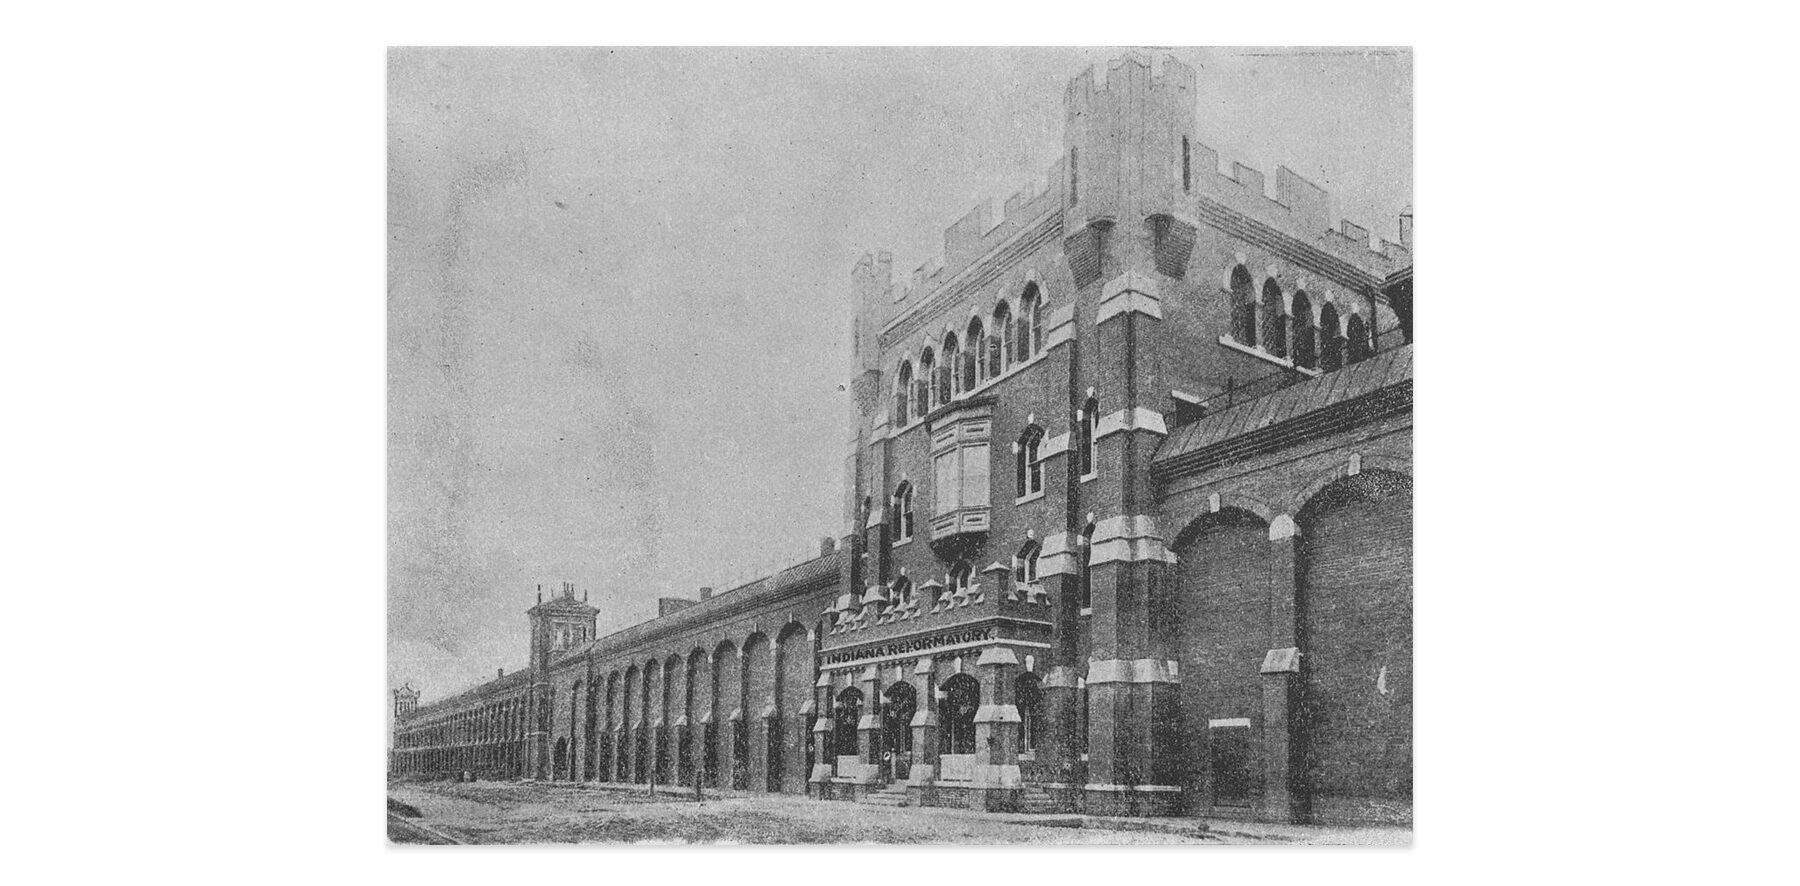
[992,301,1013,376]
[1181,136,1192,192]
[1320,303,1344,372]
[891,482,914,543]
[893,360,912,426]
[1015,540,1041,585]
[917,347,936,414]
[965,316,986,389]
[949,559,973,594]
[1079,522,1096,609]
[1069,147,1079,204]
[1018,284,1042,361]
[1291,291,1317,370]
[1261,279,1287,358]
[941,333,960,401]
[1016,425,1044,498]
[1230,265,1256,346]
[1079,396,1099,479]
[1347,312,1373,364]
[1016,673,1044,753]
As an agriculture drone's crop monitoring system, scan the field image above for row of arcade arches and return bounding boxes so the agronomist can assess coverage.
[1227,265,1376,371]
[892,283,1046,426]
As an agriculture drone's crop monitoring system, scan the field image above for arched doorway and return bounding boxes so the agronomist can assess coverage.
[882,681,917,783]
[552,737,569,782]
[833,687,863,771]
[939,673,980,755]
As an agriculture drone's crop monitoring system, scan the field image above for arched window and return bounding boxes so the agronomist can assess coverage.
[1230,265,1256,346]
[1019,284,1043,359]
[965,316,986,389]
[1291,291,1317,370]
[1320,303,1344,372]
[917,347,936,414]
[891,575,912,607]
[949,559,973,595]
[882,681,917,782]
[833,688,863,760]
[1016,673,1044,753]
[1015,539,1041,585]
[941,333,960,401]
[891,482,914,543]
[1347,312,1373,364]
[1261,279,1287,358]
[992,301,1013,376]
[893,360,912,426]
[939,674,981,755]
[1079,521,1096,609]
[1079,396,1100,479]
[1015,425,1044,498]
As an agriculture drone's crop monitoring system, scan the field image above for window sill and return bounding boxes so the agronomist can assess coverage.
[1216,335,1321,377]
[891,537,913,549]
[1080,472,1098,484]
[1079,607,1093,617]
[1014,489,1046,506]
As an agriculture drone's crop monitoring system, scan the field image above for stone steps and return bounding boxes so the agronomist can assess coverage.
[859,785,912,807]
[1017,787,1061,814]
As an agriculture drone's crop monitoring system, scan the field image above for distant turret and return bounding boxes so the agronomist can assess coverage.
[392,684,420,722]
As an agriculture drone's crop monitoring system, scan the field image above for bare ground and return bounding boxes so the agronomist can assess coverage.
[387,780,1408,846]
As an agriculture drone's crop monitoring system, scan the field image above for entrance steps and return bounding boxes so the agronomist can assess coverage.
[859,783,911,808]
[1018,786,1061,814]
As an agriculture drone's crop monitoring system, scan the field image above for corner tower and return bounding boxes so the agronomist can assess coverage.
[524,582,597,779]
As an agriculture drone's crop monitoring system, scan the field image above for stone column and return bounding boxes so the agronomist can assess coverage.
[809,673,834,793]
[854,664,883,785]
[973,646,1023,801]
[1259,514,1303,823]
[1083,516,1183,815]
[1034,538,1082,787]
[908,657,940,783]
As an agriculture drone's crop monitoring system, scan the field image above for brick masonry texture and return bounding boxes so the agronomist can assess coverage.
[393,52,1413,827]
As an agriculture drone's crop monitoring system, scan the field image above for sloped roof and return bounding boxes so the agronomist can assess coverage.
[1153,344,1412,474]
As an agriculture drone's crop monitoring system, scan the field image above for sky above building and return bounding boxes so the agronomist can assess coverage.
[388,46,1412,703]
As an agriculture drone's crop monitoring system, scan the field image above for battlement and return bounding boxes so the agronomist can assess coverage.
[1064,51,1197,117]
[1185,142,1411,272]
[855,52,1409,346]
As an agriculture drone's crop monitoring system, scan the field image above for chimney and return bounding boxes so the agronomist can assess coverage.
[698,586,714,600]
[1399,208,1413,248]
[819,536,836,557]
[497,668,505,679]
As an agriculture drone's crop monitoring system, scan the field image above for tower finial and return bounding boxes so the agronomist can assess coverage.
[536,583,542,604]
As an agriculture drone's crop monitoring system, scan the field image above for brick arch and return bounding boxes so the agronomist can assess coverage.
[740,631,775,790]
[774,621,814,793]
[1291,466,1412,824]
[1171,504,1270,552]
[1170,504,1275,812]
[1284,460,1413,520]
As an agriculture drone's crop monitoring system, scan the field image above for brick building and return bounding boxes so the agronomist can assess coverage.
[392,53,1412,826]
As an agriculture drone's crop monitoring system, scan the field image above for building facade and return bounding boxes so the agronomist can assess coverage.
[392,53,1413,826]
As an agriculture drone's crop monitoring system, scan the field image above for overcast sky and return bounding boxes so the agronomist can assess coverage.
[388,46,1412,703]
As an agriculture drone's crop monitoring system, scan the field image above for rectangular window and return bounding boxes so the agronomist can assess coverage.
[962,443,989,508]
[935,450,960,516]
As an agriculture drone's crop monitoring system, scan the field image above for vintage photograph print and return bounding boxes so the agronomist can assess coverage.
[388,46,1412,845]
